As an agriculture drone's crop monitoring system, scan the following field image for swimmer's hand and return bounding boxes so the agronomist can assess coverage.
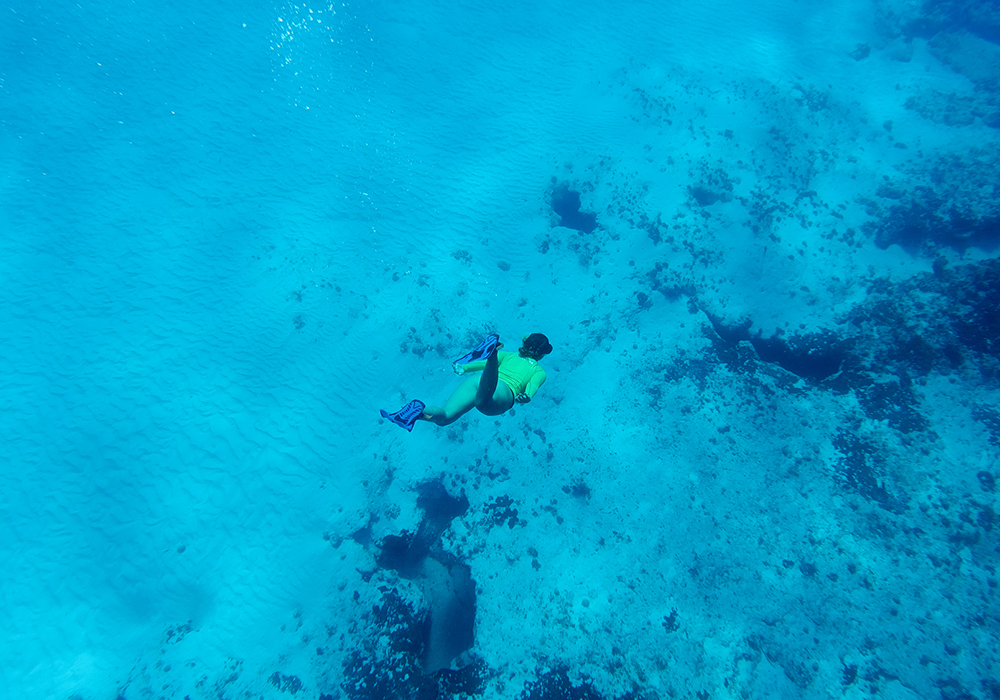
[453,364,466,375]
[515,392,530,404]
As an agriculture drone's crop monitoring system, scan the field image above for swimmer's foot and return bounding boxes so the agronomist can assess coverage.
[453,333,500,365]
[380,399,426,432]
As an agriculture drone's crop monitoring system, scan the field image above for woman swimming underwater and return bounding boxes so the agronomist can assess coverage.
[380,333,553,431]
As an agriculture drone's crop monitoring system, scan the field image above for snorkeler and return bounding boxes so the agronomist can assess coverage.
[380,333,553,431]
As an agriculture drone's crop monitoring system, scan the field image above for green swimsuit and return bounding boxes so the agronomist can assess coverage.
[464,351,547,398]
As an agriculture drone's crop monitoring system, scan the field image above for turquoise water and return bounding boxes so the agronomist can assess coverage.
[3,0,1000,698]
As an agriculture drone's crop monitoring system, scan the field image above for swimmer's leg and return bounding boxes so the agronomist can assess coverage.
[422,341,512,425]
[421,376,480,426]
[475,343,514,416]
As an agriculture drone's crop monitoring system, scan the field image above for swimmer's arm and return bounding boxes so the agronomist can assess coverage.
[453,351,510,375]
[454,360,487,375]
[517,368,547,402]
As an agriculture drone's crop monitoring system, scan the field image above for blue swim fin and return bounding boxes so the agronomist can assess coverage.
[453,334,499,365]
[380,399,426,432]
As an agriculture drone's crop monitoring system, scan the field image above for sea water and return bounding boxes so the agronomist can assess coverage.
[2,0,999,697]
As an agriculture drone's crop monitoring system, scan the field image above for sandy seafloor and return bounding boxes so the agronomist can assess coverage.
[2,0,1000,697]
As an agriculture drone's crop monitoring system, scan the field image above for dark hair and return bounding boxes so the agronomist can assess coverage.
[520,333,553,360]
